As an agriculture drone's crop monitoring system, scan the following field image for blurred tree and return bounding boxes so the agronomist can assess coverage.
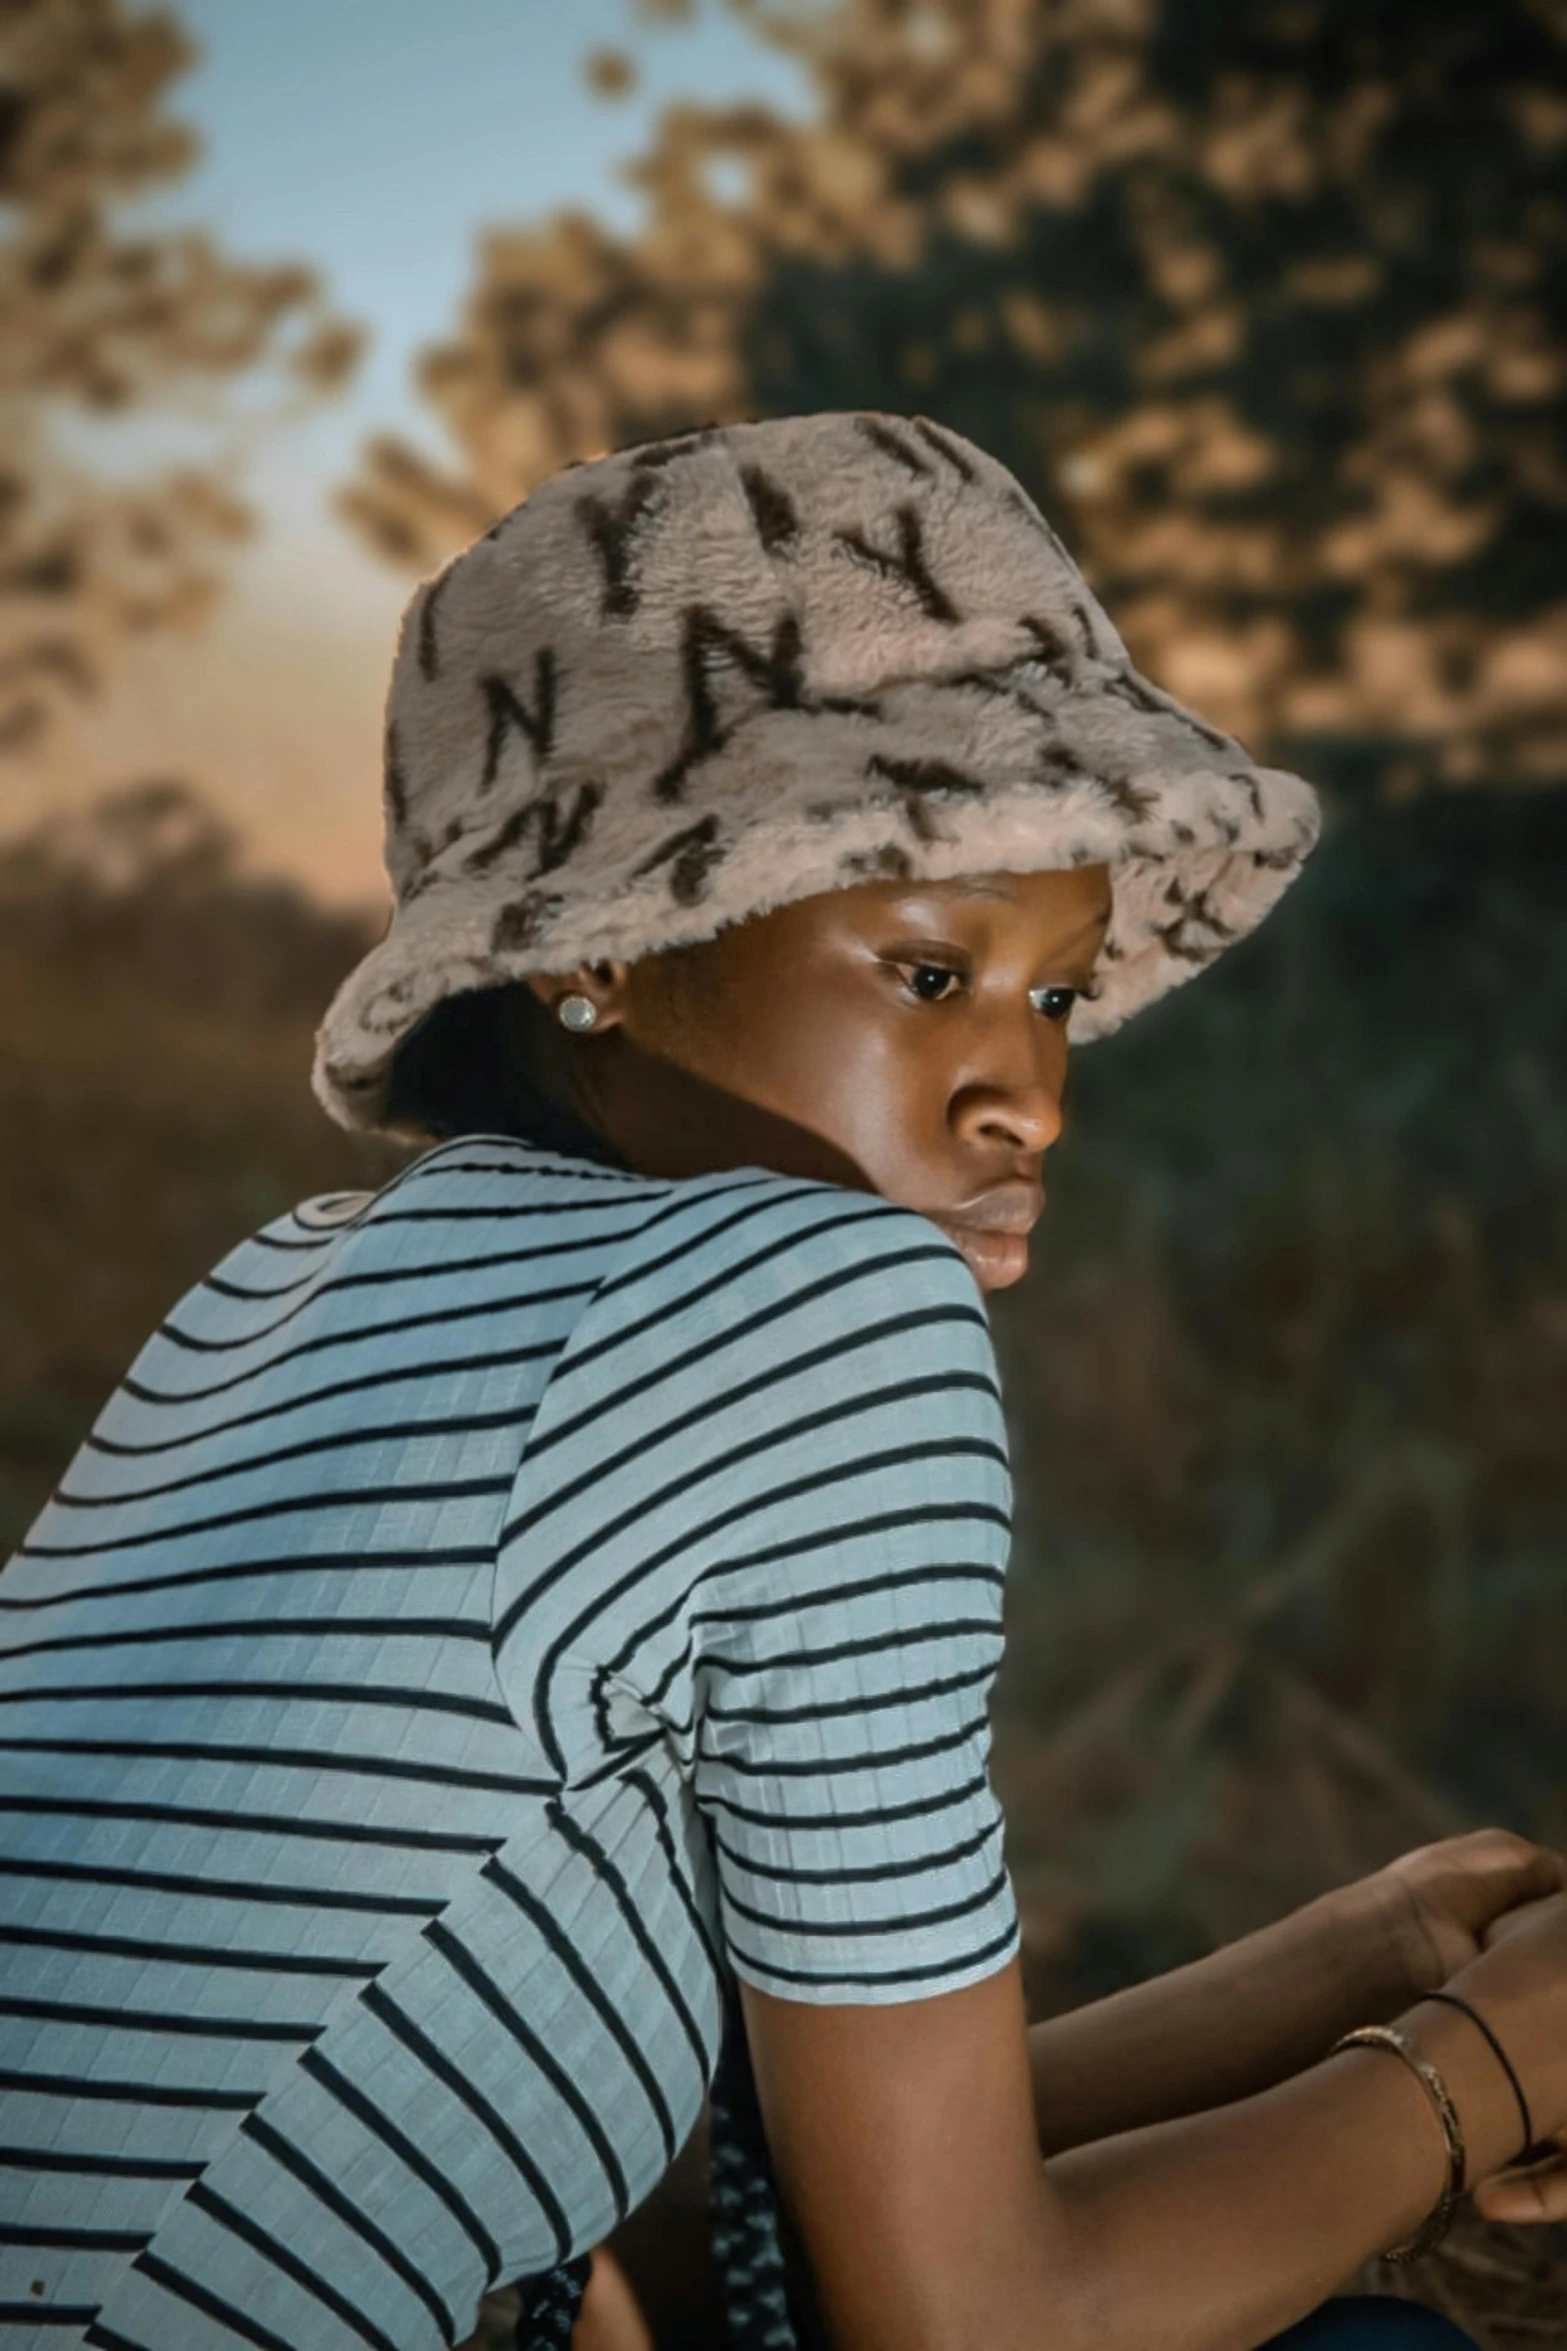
[0,0,362,754]
[341,0,1567,796]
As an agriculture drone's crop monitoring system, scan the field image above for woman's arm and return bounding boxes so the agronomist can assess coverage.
[1027,1830,1567,2157]
[1026,1875,1409,2157]
[740,1950,1542,2351]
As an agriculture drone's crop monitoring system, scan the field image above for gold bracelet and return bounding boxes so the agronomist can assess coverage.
[1329,2024,1467,2263]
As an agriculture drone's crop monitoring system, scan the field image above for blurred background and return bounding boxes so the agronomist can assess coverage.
[2,1,1564,2341]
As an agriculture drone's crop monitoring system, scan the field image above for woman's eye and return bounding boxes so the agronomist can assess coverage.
[906,962,963,1003]
[1032,986,1078,1024]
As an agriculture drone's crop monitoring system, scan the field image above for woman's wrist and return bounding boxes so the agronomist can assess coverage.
[1354,1862,1459,2004]
[1388,1993,1532,2190]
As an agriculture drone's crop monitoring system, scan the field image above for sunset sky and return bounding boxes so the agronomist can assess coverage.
[13,0,812,907]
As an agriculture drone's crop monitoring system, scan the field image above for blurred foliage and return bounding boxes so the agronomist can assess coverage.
[341,0,1567,802]
[0,781,401,1542]
[991,780,1567,1975]
[0,0,362,754]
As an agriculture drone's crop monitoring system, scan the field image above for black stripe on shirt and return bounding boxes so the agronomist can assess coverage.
[0,1736,550,1799]
[603,1546,1004,1726]
[2,2308,101,2330]
[719,1856,1011,1941]
[186,2178,404,2351]
[0,1854,445,1917]
[359,1986,567,2266]
[692,1553,1005,1629]
[725,1914,1018,1993]
[126,1273,598,1405]
[699,1620,1000,1685]
[255,1190,646,1242]
[696,1761,993,1836]
[520,1274,989,1506]
[695,1708,986,1781]
[0,2223,148,2251]
[701,1657,997,1728]
[0,2065,260,2110]
[545,1279,990,1512]
[577,1210,971,1412]
[501,1410,1001,1659]
[0,1995,321,2042]
[0,2143,202,2180]
[300,2044,503,2284]
[156,1253,606,1360]
[0,1545,492,1614]
[18,1473,512,1561]
[623,1767,724,1980]
[713,1812,1001,1888]
[517,1438,1006,1776]
[131,2250,304,2351]
[423,1918,630,2220]
[382,1143,647,1191]
[56,1405,536,1513]
[0,1676,513,1726]
[480,1853,678,2161]
[0,1922,375,1976]
[585,1190,878,1332]
[200,1217,652,1310]
[104,1337,557,1458]
[0,1790,506,1855]
[546,1799,712,2086]
[0,1612,489,1666]
[243,2112,457,2347]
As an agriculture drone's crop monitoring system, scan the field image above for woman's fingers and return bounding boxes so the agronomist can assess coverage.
[1471,2139,1567,2226]
[1374,1832,1567,1981]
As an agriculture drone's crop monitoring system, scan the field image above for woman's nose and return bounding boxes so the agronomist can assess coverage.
[951,1060,1064,1157]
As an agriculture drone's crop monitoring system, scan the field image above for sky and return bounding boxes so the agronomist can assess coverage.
[13,0,814,905]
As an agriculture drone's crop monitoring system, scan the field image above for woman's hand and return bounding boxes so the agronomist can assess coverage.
[1470,2132,1567,2225]
[1368,1827,1566,1989]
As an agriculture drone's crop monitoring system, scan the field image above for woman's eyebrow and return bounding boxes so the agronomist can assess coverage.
[1053,904,1114,947]
[880,884,1114,952]
[897,883,1113,918]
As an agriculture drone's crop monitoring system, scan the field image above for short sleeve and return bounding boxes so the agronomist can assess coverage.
[684,1200,1017,2004]
[491,1171,1019,2005]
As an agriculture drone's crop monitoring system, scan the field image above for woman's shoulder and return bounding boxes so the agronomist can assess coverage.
[186,1143,983,1358]
[546,1159,995,1408]
[225,1134,669,1266]
[325,1132,669,1221]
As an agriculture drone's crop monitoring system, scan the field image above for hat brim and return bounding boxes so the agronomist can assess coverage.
[313,659,1319,1134]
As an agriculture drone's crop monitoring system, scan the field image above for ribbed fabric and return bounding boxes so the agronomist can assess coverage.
[0,1137,1018,2350]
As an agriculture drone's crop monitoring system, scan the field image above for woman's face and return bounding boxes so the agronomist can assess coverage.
[527,861,1112,1293]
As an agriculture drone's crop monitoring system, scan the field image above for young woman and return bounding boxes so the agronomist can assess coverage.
[1,412,1562,2351]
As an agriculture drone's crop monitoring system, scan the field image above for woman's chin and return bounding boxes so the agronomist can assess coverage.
[930,1222,1030,1291]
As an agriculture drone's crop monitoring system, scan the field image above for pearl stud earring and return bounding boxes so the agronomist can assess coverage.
[556,993,600,1033]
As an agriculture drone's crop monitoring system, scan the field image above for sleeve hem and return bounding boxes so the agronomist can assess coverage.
[723,1916,1021,2009]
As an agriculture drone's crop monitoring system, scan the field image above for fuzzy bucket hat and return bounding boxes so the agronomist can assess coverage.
[313,410,1320,1134]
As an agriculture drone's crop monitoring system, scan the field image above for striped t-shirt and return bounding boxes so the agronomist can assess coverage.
[0,1137,1018,2351]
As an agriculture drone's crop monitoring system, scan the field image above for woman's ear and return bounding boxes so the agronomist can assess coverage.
[523,962,631,1032]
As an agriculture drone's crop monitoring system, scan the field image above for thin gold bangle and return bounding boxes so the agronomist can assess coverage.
[1329,2023,1467,2263]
